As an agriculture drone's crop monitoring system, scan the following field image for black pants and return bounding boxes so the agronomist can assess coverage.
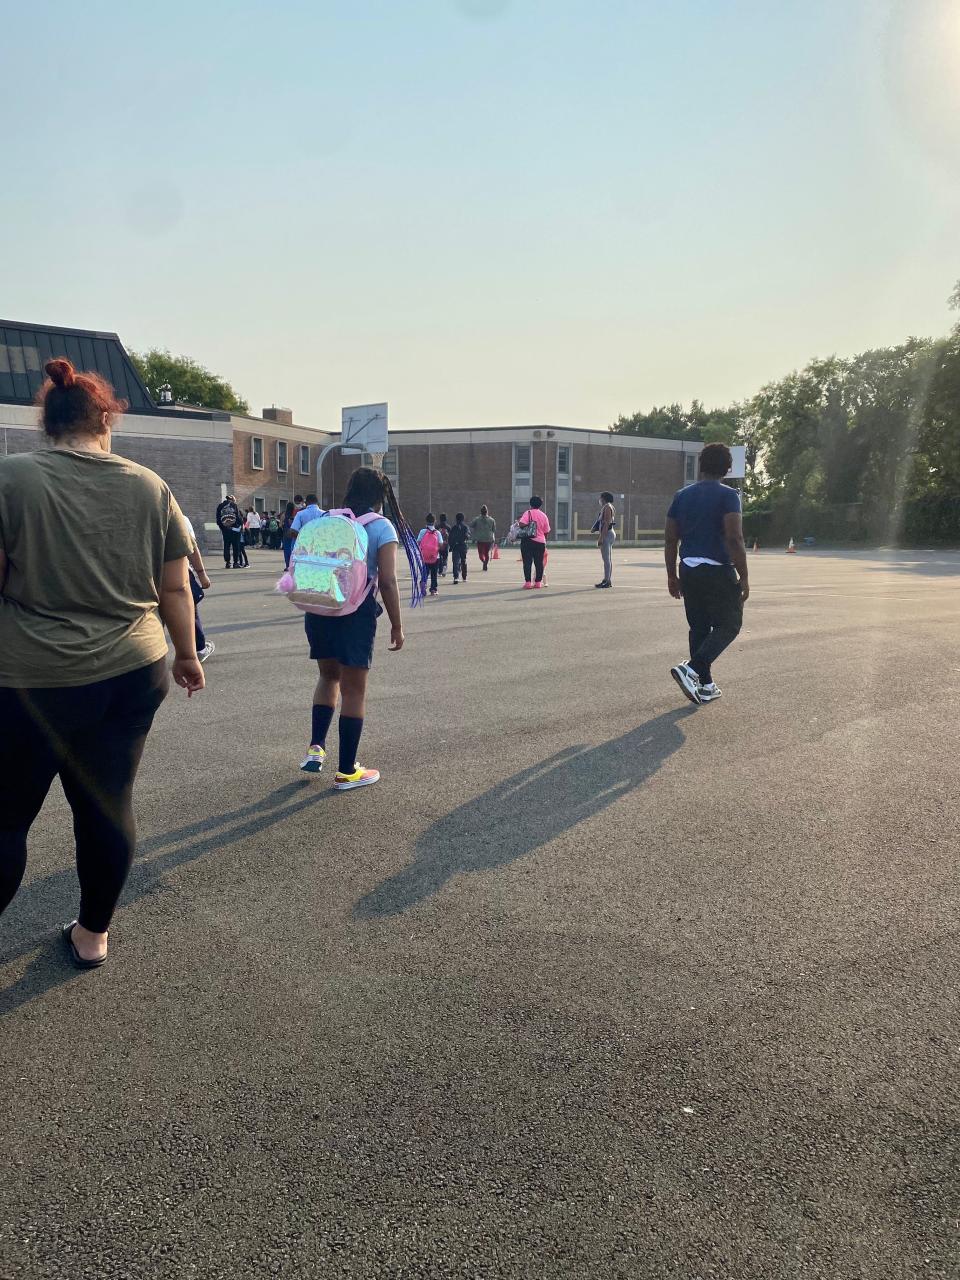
[451,547,467,580]
[521,539,546,583]
[221,527,243,566]
[680,564,743,684]
[422,561,439,593]
[0,659,169,933]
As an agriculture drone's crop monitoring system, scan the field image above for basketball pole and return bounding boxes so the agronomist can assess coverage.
[316,441,342,510]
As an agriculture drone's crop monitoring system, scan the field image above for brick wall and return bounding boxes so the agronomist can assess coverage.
[1,424,231,539]
[325,443,513,534]
[568,440,686,537]
[318,436,686,539]
[411,442,513,532]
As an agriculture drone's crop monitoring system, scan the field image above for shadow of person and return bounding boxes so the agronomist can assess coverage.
[0,780,333,1017]
[355,706,695,919]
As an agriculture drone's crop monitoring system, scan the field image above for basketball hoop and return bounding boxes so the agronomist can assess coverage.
[319,405,388,503]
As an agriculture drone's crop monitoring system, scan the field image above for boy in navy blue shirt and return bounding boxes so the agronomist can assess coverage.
[664,443,749,704]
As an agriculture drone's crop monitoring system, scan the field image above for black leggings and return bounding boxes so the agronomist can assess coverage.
[521,539,546,583]
[0,659,168,933]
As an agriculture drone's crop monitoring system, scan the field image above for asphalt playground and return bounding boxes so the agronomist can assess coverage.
[2,545,958,1280]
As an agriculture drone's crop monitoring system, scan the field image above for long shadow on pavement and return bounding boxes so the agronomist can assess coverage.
[355,706,694,918]
[0,781,332,1017]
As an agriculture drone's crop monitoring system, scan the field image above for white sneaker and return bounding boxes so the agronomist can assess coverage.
[698,682,722,702]
[198,642,215,662]
[670,662,702,705]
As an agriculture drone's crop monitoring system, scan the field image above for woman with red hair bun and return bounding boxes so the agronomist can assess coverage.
[0,358,204,968]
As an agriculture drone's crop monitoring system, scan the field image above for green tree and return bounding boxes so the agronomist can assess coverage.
[607,282,960,542]
[128,349,249,414]
[611,400,711,441]
[745,341,938,541]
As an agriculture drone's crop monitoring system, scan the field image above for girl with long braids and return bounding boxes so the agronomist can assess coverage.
[299,466,424,789]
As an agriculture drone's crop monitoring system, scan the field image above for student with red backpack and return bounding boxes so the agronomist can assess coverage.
[417,514,442,596]
[278,466,424,790]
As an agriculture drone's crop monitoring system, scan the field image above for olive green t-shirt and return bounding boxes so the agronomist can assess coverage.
[0,448,193,688]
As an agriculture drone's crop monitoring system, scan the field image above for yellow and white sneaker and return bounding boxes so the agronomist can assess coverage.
[334,764,380,791]
[299,745,326,774]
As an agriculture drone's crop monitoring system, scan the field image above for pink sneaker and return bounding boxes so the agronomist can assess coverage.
[533,582,543,589]
[523,582,535,590]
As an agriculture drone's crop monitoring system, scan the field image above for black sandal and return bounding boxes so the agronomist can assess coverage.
[61,921,108,970]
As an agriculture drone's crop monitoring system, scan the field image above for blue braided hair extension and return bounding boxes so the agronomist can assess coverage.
[382,475,426,608]
[341,466,425,608]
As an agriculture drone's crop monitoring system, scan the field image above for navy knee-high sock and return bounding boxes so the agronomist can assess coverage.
[311,703,335,748]
[338,716,364,773]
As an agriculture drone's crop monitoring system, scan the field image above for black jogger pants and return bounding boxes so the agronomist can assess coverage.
[680,563,743,684]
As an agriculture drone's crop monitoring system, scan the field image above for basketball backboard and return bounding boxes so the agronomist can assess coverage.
[340,404,388,456]
[729,445,747,478]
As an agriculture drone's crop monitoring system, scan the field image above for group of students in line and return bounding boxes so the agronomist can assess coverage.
[0,358,747,971]
[414,508,501,594]
[416,494,621,594]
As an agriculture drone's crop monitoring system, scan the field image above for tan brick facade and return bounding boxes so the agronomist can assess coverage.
[232,427,328,513]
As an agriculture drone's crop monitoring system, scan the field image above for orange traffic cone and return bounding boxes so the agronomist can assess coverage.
[786,537,797,554]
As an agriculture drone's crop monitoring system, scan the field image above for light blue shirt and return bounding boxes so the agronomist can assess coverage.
[364,515,399,577]
[290,503,322,534]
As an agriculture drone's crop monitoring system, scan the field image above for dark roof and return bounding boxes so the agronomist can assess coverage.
[0,320,156,411]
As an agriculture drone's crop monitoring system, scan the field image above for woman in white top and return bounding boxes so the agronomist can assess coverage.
[245,508,262,548]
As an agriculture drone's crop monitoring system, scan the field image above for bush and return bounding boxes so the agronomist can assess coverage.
[899,495,960,544]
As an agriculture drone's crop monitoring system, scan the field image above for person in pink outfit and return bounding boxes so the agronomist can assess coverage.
[518,497,550,588]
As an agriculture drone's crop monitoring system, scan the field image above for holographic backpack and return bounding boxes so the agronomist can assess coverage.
[276,509,380,616]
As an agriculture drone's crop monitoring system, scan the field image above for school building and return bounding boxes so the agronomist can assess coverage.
[235,424,702,544]
[1,318,703,544]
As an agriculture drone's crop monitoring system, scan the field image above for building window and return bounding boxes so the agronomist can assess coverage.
[557,500,569,533]
[684,453,697,485]
[254,496,265,513]
[514,444,531,474]
[299,444,310,475]
[277,441,288,473]
[251,437,264,470]
[557,446,570,475]
[514,500,531,520]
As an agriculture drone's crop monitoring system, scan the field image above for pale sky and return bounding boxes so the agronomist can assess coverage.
[2,0,958,430]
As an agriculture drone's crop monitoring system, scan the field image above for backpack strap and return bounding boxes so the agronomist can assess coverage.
[324,508,382,528]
